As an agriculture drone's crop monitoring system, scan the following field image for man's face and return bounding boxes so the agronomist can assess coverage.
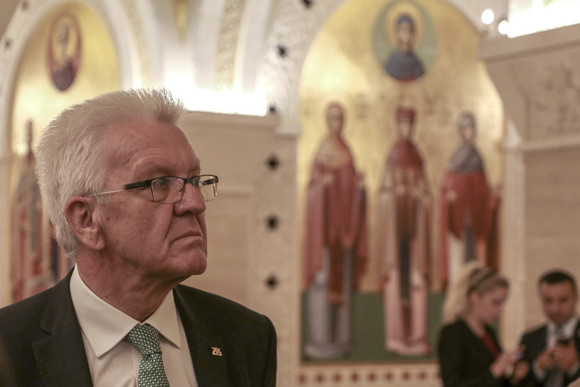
[94,119,208,284]
[539,281,577,325]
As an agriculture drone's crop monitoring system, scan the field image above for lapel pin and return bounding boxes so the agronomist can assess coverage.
[211,347,223,356]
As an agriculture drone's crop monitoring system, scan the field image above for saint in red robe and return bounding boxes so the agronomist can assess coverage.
[440,112,500,290]
[11,122,56,301]
[377,107,431,356]
[304,103,368,359]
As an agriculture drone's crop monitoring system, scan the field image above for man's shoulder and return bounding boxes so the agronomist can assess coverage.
[0,288,58,340]
[0,274,71,328]
[173,284,270,324]
[0,289,51,321]
[521,323,548,341]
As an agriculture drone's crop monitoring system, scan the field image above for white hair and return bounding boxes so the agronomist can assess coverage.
[35,88,184,258]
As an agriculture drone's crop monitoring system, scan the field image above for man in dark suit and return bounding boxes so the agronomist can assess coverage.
[0,89,277,386]
[516,270,580,387]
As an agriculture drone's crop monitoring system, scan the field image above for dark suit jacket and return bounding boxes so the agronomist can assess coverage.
[438,319,510,387]
[517,321,580,387]
[0,271,277,386]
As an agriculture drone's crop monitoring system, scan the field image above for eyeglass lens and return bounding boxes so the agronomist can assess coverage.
[151,176,218,203]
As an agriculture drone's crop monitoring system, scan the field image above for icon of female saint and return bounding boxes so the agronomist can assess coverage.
[304,102,368,360]
[440,112,500,290]
[376,106,431,356]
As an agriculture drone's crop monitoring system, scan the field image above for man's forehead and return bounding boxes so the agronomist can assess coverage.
[129,143,199,172]
[104,117,190,145]
[102,120,199,175]
[540,282,576,296]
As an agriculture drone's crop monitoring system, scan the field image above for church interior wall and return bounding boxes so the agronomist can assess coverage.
[1,0,580,386]
[525,147,580,328]
[481,23,580,349]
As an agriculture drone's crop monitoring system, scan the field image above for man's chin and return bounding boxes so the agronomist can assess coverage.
[186,256,207,275]
[189,263,207,276]
[168,253,207,277]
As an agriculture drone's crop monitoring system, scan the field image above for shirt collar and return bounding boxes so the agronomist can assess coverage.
[549,316,578,338]
[69,266,182,358]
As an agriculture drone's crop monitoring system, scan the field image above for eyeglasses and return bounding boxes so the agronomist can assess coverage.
[89,174,219,204]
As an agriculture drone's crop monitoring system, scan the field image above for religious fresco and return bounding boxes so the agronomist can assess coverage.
[377,106,431,356]
[439,111,501,291]
[372,0,437,82]
[303,102,368,360]
[47,13,82,92]
[299,0,503,362]
[11,121,70,301]
[10,1,120,157]
[9,1,121,302]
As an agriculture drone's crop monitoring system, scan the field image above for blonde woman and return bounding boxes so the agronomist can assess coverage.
[437,263,527,386]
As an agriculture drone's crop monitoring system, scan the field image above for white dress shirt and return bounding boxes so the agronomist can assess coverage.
[70,266,198,387]
[547,317,578,348]
[533,316,579,383]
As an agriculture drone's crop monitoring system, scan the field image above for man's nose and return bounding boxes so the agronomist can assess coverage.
[175,184,206,213]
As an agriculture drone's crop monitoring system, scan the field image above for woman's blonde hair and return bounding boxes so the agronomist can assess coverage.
[442,261,509,323]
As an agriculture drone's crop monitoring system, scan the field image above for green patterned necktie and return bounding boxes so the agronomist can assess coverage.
[125,323,170,387]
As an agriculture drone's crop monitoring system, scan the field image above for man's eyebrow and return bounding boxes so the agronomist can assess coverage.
[134,168,173,179]
[129,169,175,184]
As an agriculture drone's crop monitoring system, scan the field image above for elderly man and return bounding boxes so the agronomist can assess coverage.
[0,89,277,386]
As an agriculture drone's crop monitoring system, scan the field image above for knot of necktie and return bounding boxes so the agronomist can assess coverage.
[125,323,163,356]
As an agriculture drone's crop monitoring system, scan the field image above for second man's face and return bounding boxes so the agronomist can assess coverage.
[540,281,577,326]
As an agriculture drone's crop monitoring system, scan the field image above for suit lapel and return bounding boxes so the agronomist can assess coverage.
[529,325,549,360]
[33,271,93,386]
[573,320,580,351]
[174,286,230,387]
[539,325,548,346]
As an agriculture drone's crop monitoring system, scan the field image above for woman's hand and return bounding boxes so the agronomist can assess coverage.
[510,360,529,384]
[490,346,525,378]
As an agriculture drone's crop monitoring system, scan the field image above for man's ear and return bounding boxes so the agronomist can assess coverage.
[64,196,105,251]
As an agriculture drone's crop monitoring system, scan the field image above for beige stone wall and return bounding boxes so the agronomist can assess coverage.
[482,24,580,349]
[525,147,580,328]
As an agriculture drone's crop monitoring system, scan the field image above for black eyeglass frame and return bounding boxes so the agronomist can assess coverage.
[88,174,219,204]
